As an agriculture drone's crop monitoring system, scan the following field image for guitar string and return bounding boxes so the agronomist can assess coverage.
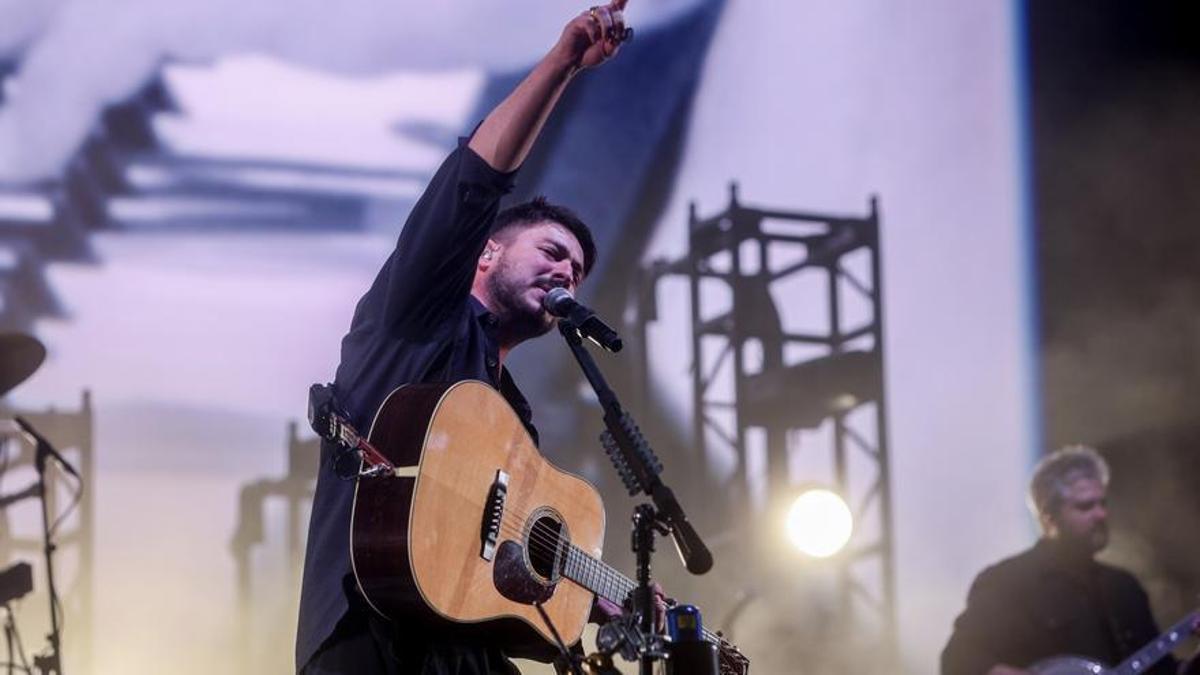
[500,516,632,595]
[359,443,736,651]
[408,485,731,646]
[495,519,726,646]
[496,523,728,649]
[486,515,636,603]
[480,498,627,588]
[356,443,652,614]
[486,500,723,620]
[491,517,632,600]
[400,484,726,645]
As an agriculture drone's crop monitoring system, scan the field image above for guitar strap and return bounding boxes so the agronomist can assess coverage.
[308,383,407,479]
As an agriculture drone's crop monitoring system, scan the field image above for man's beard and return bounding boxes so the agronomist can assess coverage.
[1061,521,1109,555]
[485,260,555,341]
[1087,522,1109,552]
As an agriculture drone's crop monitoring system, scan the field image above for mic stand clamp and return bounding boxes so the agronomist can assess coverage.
[632,504,671,675]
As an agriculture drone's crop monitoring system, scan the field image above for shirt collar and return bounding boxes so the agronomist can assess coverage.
[469,295,499,329]
[467,295,535,438]
[1033,537,1100,577]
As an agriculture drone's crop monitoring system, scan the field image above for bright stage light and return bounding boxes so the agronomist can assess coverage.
[785,489,853,558]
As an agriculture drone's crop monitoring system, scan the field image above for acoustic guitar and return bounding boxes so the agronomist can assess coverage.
[343,379,749,673]
[1031,608,1199,674]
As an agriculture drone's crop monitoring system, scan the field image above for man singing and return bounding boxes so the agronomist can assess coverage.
[297,4,632,673]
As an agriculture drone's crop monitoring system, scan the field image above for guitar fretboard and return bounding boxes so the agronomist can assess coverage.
[562,544,637,609]
[560,543,723,645]
[1114,610,1198,675]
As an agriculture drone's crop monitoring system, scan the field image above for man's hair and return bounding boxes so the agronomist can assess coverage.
[490,196,597,277]
[1027,444,1110,520]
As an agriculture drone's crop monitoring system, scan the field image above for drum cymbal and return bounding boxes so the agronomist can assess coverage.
[0,333,45,397]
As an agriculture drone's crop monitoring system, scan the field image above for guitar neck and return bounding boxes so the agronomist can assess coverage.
[1113,609,1199,675]
[561,545,722,644]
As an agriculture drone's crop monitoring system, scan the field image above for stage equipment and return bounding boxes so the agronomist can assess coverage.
[544,288,623,353]
[554,318,745,675]
[230,421,318,587]
[784,488,853,558]
[0,335,44,396]
[0,392,93,673]
[636,186,896,665]
[229,420,318,671]
[0,562,32,605]
[12,416,84,675]
[665,604,718,675]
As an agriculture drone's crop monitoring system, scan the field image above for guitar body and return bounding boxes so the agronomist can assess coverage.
[349,380,606,660]
[1030,656,1109,674]
[1028,606,1200,675]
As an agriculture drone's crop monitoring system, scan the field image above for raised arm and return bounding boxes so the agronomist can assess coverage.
[376,3,631,332]
[469,1,630,172]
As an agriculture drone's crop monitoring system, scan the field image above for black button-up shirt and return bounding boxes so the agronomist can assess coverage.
[296,138,537,669]
[941,539,1178,675]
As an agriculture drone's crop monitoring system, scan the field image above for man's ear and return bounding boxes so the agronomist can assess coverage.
[1039,510,1057,538]
[478,238,501,270]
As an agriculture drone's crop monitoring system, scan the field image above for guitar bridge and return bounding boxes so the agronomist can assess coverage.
[480,469,509,561]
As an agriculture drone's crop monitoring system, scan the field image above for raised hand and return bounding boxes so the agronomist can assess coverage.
[468,0,633,171]
[555,1,633,70]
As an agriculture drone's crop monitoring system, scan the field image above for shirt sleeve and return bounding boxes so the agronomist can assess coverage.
[378,135,518,334]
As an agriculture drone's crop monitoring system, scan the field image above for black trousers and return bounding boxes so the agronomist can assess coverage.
[300,605,521,675]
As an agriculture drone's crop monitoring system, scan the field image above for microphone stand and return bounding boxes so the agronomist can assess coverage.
[557,319,713,675]
[20,422,68,675]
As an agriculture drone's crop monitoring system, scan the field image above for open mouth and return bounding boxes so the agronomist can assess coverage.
[532,280,566,301]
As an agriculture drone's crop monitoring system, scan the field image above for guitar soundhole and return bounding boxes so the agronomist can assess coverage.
[526,512,568,583]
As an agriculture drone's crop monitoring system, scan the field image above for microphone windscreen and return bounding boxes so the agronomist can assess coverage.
[543,287,574,315]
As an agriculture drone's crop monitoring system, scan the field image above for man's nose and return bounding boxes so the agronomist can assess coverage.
[549,261,574,287]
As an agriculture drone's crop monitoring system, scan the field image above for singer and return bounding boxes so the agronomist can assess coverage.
[295,3,647,674]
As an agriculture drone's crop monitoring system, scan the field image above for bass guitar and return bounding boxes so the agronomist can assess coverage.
[1031,608,1199,674]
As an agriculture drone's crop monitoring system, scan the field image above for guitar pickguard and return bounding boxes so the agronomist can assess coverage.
[493,540,555,605]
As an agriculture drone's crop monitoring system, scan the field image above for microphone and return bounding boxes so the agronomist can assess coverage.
[543,287,623,353]
[14,416,82,480]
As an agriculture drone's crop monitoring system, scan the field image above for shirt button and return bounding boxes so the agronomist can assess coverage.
[486,357,497,369]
